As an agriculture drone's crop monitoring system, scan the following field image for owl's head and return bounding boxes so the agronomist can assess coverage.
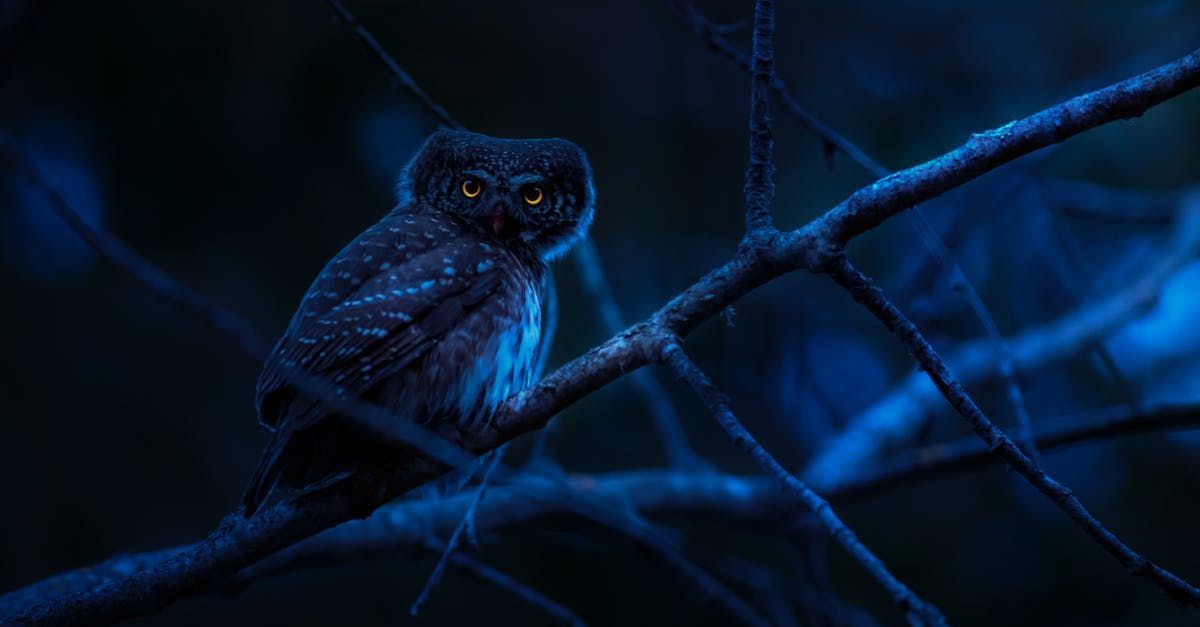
[397,130,595,261]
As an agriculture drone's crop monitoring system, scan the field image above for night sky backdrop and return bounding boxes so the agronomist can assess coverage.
[2,1,1199,625]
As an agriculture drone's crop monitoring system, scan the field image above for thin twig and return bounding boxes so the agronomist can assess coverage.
[906,212,1040,461]
[673,0,1038,459]
[742,0,777,235]
[412,446,508,615]
[425,541,587,626]
[323,0,462,130]
[834,402,1200,501]
[661,343,947,627]
[546,487,772,627]
[1033,197,1142,404]
[807,195,1200,486]
[1040,178,1178,224]
[795,49,1200,248]
[670,0,882,175]
[716,556,881,627]
[573,237,704,468]
[0,134,270,361]
[825,255,1200,606]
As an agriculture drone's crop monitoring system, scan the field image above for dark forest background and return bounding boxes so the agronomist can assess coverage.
[2,1,1199,625]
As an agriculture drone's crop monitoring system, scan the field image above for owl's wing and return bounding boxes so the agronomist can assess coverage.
[255,211,509,432]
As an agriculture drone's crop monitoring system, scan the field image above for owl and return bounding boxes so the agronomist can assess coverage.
[242,130,595,515]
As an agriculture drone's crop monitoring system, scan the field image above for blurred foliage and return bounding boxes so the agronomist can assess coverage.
[2,1,1199,625]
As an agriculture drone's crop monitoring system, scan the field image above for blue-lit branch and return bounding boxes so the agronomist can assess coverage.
[411,446,507,616]
[791,49,1200,250]
[741,0,776,235]
[572,237,704,468]
[7,401,1196,620]
[827,256,1200,605]
[661,343,947,627]
[807,192,1200,488]
[681,3,943,621]
[669,0,884,174]
[674,0,1050,459]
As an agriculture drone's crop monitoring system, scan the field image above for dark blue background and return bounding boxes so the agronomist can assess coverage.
[2,1,1199,625]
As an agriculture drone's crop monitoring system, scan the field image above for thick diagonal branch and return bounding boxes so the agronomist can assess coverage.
[798,50,1200,248]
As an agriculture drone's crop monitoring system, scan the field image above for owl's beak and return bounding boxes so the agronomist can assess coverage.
[490,206,506,236]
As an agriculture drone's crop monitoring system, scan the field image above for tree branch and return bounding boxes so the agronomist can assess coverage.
[5,402,1196,621]
[419,538,586,626]
[661,343,947,627]
[236,401,1200,571]
[0,135,270,361]
[825,255,1200,606]
[742,0,777,235]
[1039,178,1180,224]
[670,0,888,177]
[796,49,1200,249]
[572,236,704,468]
[833,402,1200,501]
[807,192,1200,487]
[411,447,507,615]
[671,0,1169,464]
[323,0,462,130]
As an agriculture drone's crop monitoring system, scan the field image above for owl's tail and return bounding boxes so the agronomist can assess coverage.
[242,420,370,516]
[241,429,291,517]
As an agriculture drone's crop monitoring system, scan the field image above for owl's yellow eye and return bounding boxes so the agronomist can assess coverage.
[522,186,544,206]
[461,177,482,198]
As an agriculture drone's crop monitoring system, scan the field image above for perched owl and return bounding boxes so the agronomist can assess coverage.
[242,130,595,515]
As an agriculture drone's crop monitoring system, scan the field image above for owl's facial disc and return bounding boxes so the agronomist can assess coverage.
[402,130,596,260]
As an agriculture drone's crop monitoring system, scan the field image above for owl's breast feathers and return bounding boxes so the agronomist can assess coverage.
[254,210,544,437]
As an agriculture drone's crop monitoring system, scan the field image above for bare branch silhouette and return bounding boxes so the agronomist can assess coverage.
[662,343,947,627]
[418,538,587,627]
[826,255,1200,605]
[323,0,462,130]
[741,0,776,235]
[809,192,1200,487]
[573,236,705,468]
[5,401,1196,621]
